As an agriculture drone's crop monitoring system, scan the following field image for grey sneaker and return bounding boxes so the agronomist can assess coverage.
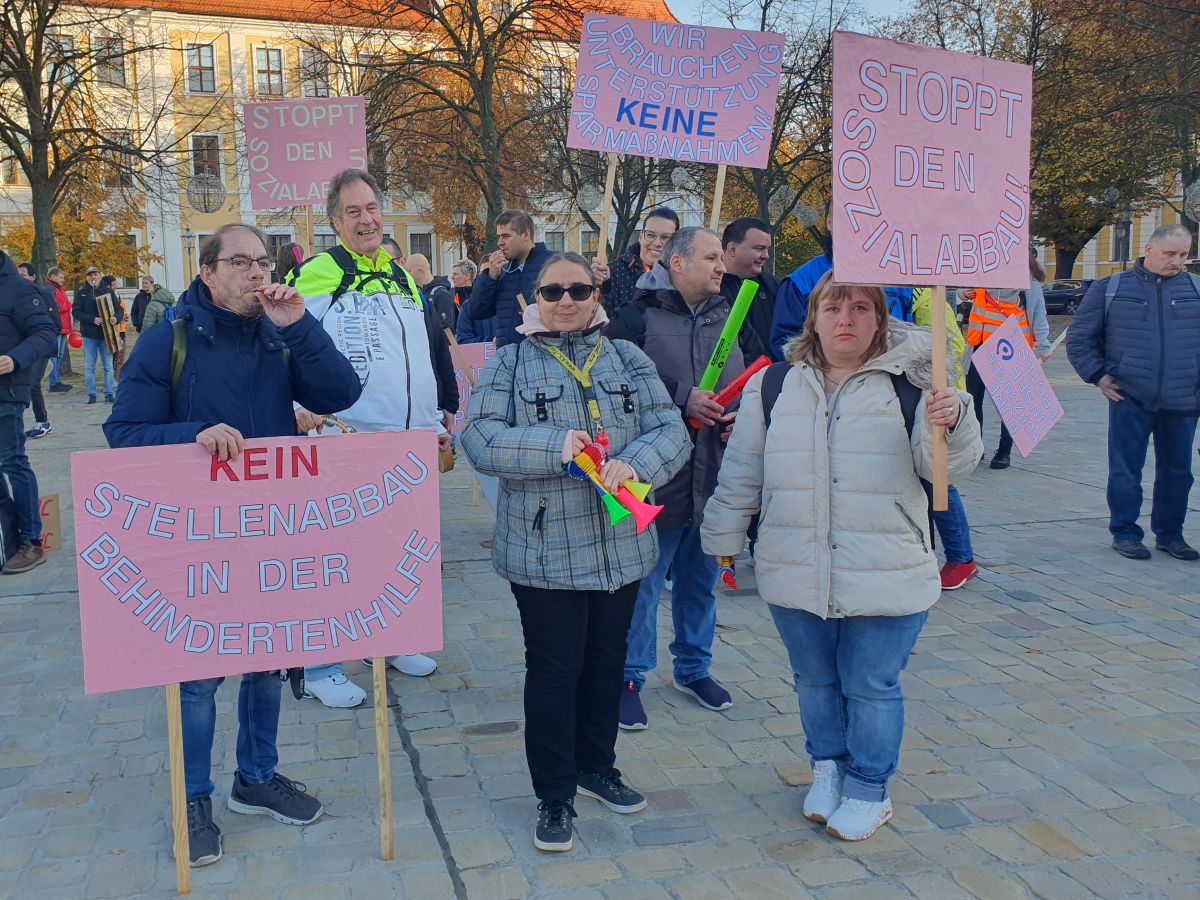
[534,799,576,852]
[1112,539,1151,560]
[227,771,322,825]
[577,769,646,814]
[174,796,221,867]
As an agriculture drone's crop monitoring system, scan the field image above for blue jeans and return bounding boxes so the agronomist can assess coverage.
[1108,400,1198,543]
[180,672,281,799]
[0,402,41,542]
[769,605,928,802]
[624,525,718,688]
[924,482,973,564]
[82,337,115,397]
[48,334,66,386]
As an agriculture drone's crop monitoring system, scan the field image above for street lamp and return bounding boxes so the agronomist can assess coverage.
[452,206,467,259]
[1117,203,1134,271]
[183,228,195,282]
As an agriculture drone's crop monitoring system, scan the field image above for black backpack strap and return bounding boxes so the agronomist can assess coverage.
[326,244,359,303]
[759,361,790,430]
[889,372,922,439]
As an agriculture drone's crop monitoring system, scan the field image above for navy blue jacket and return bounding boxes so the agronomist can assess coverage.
[104,277,362,449]
[1067,260,1200,415]
[455,296,495,343]
[467,242,553,347]
[0,252,58,405]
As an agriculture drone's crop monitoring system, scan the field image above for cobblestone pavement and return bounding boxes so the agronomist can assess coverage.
[2,330,1198,899]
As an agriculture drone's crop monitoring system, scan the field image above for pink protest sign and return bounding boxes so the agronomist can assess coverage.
[970,315,1063,457]
[71,432,442,694]
[451,341,496,434]
[568,14,783,169]
[831,32,1033,289]
[245,97,368,209]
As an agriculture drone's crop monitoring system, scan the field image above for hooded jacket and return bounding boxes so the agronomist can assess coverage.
[104,276,361,448]
[141,286,177,331]
[1067,260,1200,414]
[0,252,58,405]
[606,262,769,528]
[701,322,982,618]
[467,241,553,347]
[462,304,691,592]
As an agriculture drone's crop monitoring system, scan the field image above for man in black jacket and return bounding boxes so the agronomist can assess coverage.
[15,263,58,439]
[601,207,679,315]
[406,253,457,332]
[719,217,778,352]
[72,265,122,403]
[0,251,58,574]
[131,276,154,331]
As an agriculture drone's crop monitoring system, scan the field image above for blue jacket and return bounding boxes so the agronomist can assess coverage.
[467,242,553,347]
[456,296,496,344]
[0,251,58,405]
[104,277,362,448]
[1067,260,1200,415]
[768,253,914,360]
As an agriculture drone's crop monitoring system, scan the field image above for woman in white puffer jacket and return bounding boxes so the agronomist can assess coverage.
[702,273,982,842]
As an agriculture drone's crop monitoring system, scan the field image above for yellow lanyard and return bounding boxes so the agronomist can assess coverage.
[536,337,606,432]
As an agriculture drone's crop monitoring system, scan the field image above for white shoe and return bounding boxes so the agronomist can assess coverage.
[364,654,437,677]
[826,796,893,841]
[803,760,843,824]
[303,672,366,708]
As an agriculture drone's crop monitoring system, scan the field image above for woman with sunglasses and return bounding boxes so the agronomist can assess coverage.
[462,253,690,853]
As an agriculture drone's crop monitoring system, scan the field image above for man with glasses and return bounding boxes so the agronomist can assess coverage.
[72,265,121,404]
[602,207,679,315]
[104,222,363,868]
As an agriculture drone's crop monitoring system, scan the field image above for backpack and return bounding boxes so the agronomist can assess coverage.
[760,362,921,438]
[163,304,176,323]
[1104,270,1200,317]
[324,244,423,309]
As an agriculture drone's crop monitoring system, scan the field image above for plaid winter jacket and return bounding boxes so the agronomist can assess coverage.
[462,325,691,591]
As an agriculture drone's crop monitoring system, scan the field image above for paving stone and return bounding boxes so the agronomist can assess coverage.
[460,865,530,900]
[791,856,871,886]
[631,816,712,847]
[1011,820,1093,860]
[723,866,813,899]
[917,802,971,829]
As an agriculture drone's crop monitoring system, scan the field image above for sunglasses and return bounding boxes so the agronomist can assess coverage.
[538,283,595,303]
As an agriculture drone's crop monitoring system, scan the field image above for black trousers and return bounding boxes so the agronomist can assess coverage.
[966,362,1012,454]
[511,580,639,802]
[29,358,48,423]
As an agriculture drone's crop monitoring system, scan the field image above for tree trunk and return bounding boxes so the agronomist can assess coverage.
[1054,246,1081,279]
[29,146,58,275]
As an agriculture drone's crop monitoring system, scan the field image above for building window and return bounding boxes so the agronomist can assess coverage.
[186,44,216,93]
[357,52,384,94]
[120,235,139,288]
[2,145,28,186]
[540,65,565,104]
[581,229,599,258]
[300,49,330,98]
[314,233,338,253]
[409,232,433,260]
[49,33,78,83]
[255,47,285,97]
[545,230,565,253]
[94,34,126,86]
[368,141,389,190]
[191,134,221,180]
[103,131,136,187]
[263,233,294,263]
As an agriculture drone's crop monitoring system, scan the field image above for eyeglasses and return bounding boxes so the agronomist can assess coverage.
[537,283,595,303]
[215,256,275,272]
[642,230,674,245]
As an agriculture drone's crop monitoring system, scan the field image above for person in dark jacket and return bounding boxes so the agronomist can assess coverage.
[1067,223,1200,561]
[407,253,457,332]
[15,263,58,440]
[72,265,122,403]
[606,226,769,730]
[467,209,554,347]
[719,217,778,353]
[131,276,154,331]
[104,222,362,869]
[0,251,57,574]
[601,207,679,315]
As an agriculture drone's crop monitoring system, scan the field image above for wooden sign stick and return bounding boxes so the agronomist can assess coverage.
[1046,326,1069,359]
[930,285,950,511]
[372,658,394,861]
[596,152,619,266]
[708,163,728,231]
[516,293,528,313]
[472,475,480,507]
[165,684,191,895]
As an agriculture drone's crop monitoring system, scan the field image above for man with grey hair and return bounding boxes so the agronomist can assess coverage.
[287,167,457,706]
[607,226,769,729]
[406,253,456,331]
[1068,222,1200,561]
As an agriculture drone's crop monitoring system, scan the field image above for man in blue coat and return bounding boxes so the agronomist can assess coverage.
[465,209,553,347]
[1067,223,1200,561]
[105,222,362,868]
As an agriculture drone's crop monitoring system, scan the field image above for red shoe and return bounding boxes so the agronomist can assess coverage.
[940,561,978,590]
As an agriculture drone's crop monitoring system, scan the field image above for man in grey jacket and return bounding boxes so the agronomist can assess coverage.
[607,227,769,729]
[1067,223,1200,561]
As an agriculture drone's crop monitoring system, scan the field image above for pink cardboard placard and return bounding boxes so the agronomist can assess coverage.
[245,97,368,209]
[451,341,496,434]
[568,14,784,169]
[71,432,442,694]
[970,315,1063,457]
[831,31,1033,289]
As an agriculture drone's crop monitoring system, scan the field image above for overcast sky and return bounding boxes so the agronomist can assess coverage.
[667,0,910,26]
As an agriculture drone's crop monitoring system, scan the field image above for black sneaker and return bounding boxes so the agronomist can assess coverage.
[672,675,733,711]
[534,799,576,852]
[1112,539,1151,560]
[49,383,72,393]
[105,394,115,403]
[1157,539,1200,561]
[87,395,97,405]
[578,769,647,814]
[227,771,323,825]
[619,681,648,731]
[175,796,222,867]
[989,451,1010,470]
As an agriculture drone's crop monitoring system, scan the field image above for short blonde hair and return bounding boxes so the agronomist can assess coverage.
[791,273,889,371]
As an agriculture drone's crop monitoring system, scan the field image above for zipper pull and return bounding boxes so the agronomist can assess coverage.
[532,496,547,533]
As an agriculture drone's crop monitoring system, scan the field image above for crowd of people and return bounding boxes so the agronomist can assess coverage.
[0,168,1196,865]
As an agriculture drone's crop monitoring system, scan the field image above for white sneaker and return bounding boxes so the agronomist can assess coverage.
[303,672,366,708]
[803,760,843,824]
[364,654,438,677]
[825,796,893,841]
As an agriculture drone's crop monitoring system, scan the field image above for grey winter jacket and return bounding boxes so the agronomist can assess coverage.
[462,325,691,592]
[606,262,770,527]
[1067,260,1200,414]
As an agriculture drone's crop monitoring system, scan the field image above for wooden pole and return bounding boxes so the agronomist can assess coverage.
[516,293,528,313]
[304,204,316,255]
[472,475,480,507]
[708,164,728,231]
[596,153,619,266]
[372,658,394,861]
[1046,326,1069,359]
[165,684,191,895]
[930,285,950,511]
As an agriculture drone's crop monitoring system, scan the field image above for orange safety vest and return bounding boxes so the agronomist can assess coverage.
[965,289,1034,348]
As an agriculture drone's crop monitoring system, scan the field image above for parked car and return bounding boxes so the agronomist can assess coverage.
[1041,279,1093,315]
